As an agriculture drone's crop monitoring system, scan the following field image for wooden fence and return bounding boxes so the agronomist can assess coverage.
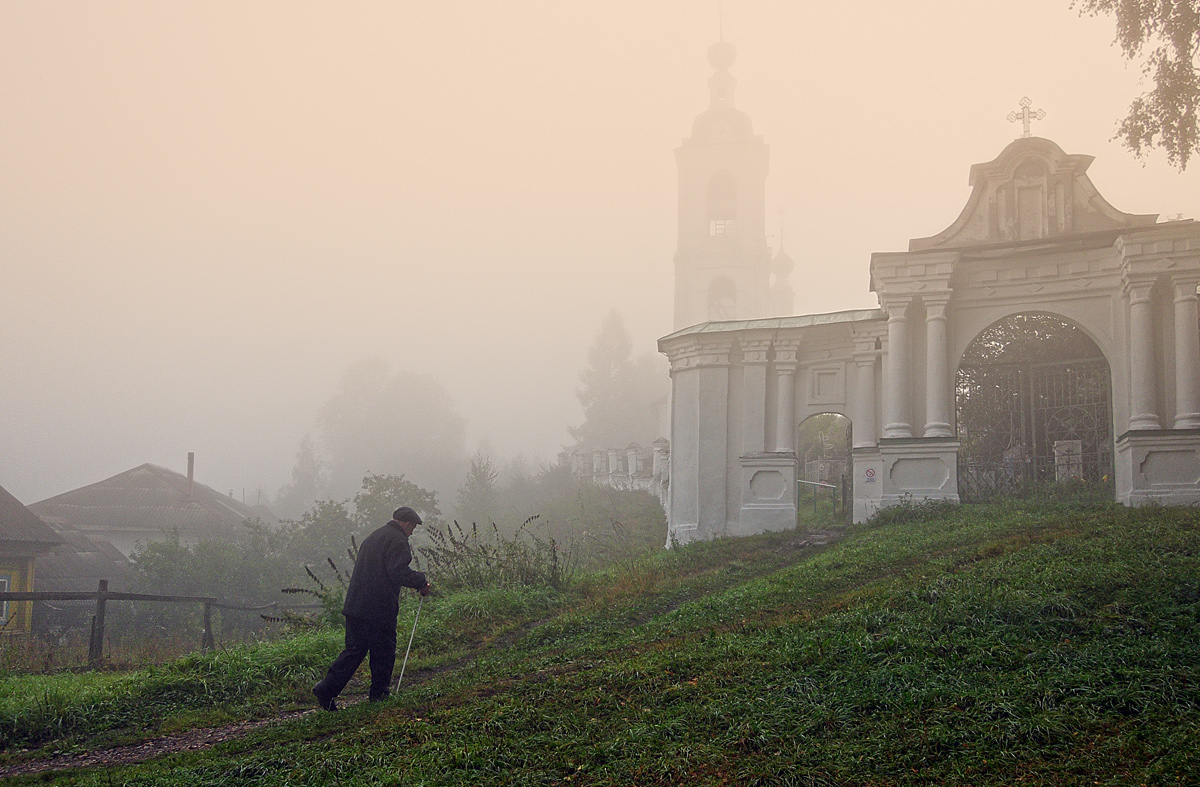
[0,580,319,667]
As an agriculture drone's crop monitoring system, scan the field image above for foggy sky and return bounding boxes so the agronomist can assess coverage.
[3,1,1198,505]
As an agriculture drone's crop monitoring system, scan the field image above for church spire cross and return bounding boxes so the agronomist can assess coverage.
[1007,97,1046,138]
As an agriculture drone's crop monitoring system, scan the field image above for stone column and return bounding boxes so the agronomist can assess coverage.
[883,296,913,438]
[774,341,800,452]
[741,340,772,455]
[923,295,954,438]
[1174,277,1200,429]
[1128,282,1161,430]
[663,339,732,544]
[852,340,878,448]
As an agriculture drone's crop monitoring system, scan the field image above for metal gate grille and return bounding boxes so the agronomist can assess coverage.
[957,358,1112,500]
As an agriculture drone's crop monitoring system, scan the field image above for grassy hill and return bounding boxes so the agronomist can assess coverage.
[1,500,1198,785]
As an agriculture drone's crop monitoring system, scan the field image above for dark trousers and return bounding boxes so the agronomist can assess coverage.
[317,614,397,700]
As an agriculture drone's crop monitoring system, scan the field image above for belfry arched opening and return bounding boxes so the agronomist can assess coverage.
[956,314,1113,500]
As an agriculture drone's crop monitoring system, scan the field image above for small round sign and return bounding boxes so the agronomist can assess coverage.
[864,467,876,479]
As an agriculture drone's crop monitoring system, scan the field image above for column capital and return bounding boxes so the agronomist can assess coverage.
[853,342,878,363]
[881,294,914,317]
[666,339,734,372]
[922,290,952,317]
[1123,279,1155,304]
[773,337,802,368]
[740,338,774,365]
[1173,276,1200,301]
[850,324,885,361]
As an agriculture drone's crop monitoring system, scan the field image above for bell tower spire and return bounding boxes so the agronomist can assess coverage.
[672,40,773,330]
[707,39,738,110]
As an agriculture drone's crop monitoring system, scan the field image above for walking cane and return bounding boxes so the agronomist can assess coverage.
[395,594,424,692]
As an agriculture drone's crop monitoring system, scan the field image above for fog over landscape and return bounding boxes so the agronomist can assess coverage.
[3,0,1199,507]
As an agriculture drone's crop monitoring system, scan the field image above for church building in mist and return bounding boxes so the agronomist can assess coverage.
[672,40,794,330]
[660,42,1200,544]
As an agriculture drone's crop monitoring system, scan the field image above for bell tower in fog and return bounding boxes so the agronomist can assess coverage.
[672,40,775,331]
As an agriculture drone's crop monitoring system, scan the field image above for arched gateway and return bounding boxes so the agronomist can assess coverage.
[660,135,1200,544]
[956,314,1113,499]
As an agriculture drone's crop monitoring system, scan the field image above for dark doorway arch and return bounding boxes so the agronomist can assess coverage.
[956,313,1113,499]
[796,413,852,523]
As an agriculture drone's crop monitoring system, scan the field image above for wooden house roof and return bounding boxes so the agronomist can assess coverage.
[29,463,273,548]
[0,482,63,550]
[33,523,133,593]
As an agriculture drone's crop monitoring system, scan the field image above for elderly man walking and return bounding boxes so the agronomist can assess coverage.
[313,506,432,710]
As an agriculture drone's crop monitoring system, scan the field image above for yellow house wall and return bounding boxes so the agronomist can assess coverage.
[0,558,34,635]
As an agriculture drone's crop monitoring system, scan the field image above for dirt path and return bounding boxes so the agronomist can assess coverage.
[0,702,347,781]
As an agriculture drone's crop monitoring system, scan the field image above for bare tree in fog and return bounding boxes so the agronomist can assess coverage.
[570,311,668,451]
[315,358,467,502]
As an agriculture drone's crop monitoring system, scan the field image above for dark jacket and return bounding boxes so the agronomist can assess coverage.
[342,521,427,622]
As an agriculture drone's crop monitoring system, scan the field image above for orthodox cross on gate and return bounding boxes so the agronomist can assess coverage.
[1007,97,1046,138]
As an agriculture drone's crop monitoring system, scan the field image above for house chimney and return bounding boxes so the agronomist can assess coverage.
[187,452,195,497]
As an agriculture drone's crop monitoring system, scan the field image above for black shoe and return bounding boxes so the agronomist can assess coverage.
[312,684,338,712]
[368,692,390,703]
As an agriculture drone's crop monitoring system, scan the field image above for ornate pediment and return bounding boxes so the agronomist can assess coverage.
[909,137,1157,251]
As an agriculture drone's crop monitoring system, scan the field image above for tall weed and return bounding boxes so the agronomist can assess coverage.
[419,516,578,591]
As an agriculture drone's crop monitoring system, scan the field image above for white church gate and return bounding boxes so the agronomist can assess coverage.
[661,133,1200,544]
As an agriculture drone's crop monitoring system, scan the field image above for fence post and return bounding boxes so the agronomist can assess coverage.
[201,602,215,653]
[842,473,850,524]
[88,579,108,668]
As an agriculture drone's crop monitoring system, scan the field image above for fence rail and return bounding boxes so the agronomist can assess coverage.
[0,580,320,667]
[798,475,850,523]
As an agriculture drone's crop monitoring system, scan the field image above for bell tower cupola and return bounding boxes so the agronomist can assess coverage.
[672,40,773,330]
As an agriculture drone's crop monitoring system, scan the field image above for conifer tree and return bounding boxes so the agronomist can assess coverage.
[570,311,668,450]
[274,434,326,518]
[455,451,500,526]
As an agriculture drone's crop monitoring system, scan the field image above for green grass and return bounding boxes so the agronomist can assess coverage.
[795,485,847,527]
[2,501,1198,785]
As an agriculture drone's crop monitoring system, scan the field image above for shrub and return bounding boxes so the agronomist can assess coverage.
[866,495,960,527]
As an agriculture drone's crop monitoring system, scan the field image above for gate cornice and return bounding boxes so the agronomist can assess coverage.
[662,337,734,373]
[870,249,958,297]
[1116,224,1200,281]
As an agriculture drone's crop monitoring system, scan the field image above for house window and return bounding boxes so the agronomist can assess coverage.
[0,575,9,626]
